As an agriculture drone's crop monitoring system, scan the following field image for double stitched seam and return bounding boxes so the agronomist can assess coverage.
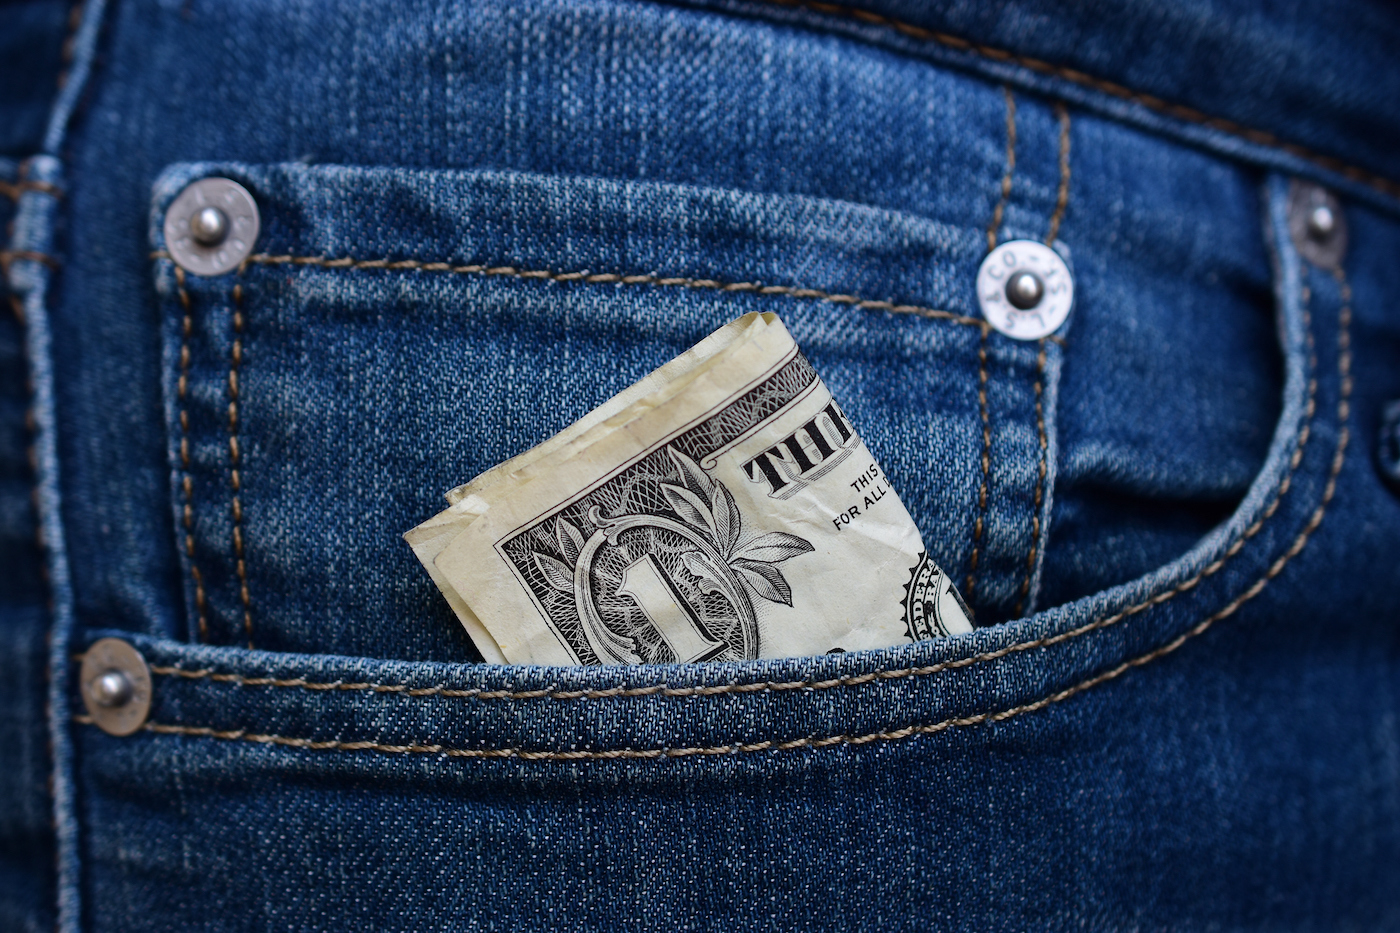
[134,248,1319,705]
[1012,104,1070,617]
[99,272,1352,759]
[985,86,1016,252]
[756,0,1400,202]
[1045,104,1072,246]
[4,168,58,871]
[174,268,209,641]
[1014,339,1050,616]
[221,253,988,327]
[966,87,1016,606]
[229,280,253,648]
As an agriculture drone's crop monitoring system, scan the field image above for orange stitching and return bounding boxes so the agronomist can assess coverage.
[1045,104,1071,244]
[987,86,1016,251]
[224,253,985,328]
[229,280,254,648]
[0,250,61,272]
[139,280,1325,703]
[968,86,1016,611]
[55,1,84,91]
[134,233,1323,704]
[90,267,1353,759]
[757,0,1400,202]
[174,268,209,641]
[965,325,992,605]
[1014,339,1050,616]
[0,179,63,202]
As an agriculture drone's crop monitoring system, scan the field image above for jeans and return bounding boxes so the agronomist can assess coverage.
[3,0,1399,929]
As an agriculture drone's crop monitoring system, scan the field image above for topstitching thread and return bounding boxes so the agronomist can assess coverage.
[1045,104,1071,245]
[0,179,64,202]
[985,86,1016,252]
[102,269,1352,759]
[964,326,992,606]
[1013,338,1050,617]
[757,0,1400,203]
[135,255,1329,706]
[965,86,1016,606]
[174,268,209,641]
[236,253,987,328]
[229,280,253,648]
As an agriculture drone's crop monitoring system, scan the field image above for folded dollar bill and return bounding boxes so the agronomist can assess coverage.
[407,312,972,665]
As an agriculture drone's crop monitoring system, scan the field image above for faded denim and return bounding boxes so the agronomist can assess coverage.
[3,0,1400,930]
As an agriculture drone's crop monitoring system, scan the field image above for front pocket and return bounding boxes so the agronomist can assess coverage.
[95,173,1345,761]
[79,171,1356,932]
[151,163,1061,660]
[131,158,1350,741]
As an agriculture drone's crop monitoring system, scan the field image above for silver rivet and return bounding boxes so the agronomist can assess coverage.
[164,177,260,276]
[80,638,152,737]
[1287,181,1347,269]
[1307,205,1336,241]
[977,240,1073,340]
[90,670,134,707]
[189,206,229,246]
[1005,270,1044,310]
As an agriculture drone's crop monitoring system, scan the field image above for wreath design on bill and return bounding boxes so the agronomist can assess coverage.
[529,447,814,664]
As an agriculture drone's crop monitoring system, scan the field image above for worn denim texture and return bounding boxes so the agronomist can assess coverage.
[3,0,1400,930]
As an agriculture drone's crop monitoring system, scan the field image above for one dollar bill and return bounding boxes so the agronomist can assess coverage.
[406,312,972,665]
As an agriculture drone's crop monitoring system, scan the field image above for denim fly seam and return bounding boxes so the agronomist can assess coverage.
[93,174,1355,765]
[32,0,111,923]
[0,156,59,931]
[8,157,81,930]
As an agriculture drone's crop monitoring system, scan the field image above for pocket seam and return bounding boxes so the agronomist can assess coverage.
[134,263,1346,716]
[78,276,1344,758]
[154,249,992,330]
[229,277,254,649]
[172,266,210,642]
[72,362,1349,764]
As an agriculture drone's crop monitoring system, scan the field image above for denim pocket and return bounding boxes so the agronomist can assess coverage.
[149,162,1063,659]
[125,159,1349,759]
[81,191,1348,911]
[85,146,1355,928]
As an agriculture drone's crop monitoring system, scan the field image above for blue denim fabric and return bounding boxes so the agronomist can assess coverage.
[4,0,1400,930]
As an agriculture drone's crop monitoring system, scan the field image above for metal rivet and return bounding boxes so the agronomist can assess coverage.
[1005,270,1044,310]
[1307,205,1336,241]
[1288,181,1347,269]
[189,206,230,246]
[1379,399,1400,493]
[164,177,260,276]
[977,240,1073,340]
[80,638,152,737]
[90,670,134,707]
